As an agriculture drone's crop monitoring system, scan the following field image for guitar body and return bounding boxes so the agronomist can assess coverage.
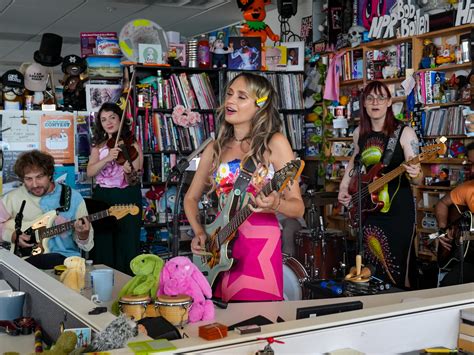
[437,207,472,270]
[193,191,236,287]
[14,210,58,257]
[348,163,385,228]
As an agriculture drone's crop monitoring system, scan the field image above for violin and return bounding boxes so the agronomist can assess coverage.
[106,132,138,166]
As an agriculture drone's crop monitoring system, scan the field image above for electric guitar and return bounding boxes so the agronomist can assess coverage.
[433,206,473,270]
[12,205,139,257]
[348,141,446,228]
[193,160,305,287]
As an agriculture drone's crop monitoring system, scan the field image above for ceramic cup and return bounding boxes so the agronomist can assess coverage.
[0,291,25,320]
[90,269,114,302]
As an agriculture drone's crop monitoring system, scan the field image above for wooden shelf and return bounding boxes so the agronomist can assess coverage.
[417,62,471,73]
[303,156,322,161]
[377,77,405,84]
[415,24,474,39]
[424,135,469,140]
[392,96,406,103]
[328,215,346,221]
[418,227,438,234]
[365,36,412,49]
[422,101,471,108]
[333,156,351,161]
[340,79,363,87]
[415,185,452,190]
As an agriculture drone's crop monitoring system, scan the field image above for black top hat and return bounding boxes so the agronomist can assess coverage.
[34,33,63,67]
[62,54,87,75]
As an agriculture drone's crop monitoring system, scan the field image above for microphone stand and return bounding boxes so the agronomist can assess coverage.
[351,154,366,279]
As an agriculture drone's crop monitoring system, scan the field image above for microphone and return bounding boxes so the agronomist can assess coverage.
[170,137,213,176]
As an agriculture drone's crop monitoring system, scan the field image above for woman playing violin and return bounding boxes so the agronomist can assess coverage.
[87,102,143,275]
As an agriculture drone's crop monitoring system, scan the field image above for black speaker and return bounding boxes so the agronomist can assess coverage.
[277,0,297,19]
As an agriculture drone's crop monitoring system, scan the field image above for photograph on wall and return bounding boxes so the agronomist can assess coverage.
[40,114,75,164]
[85,84,123,112]
[138,43,162,64]
[264,46,287,71]
[85,56,123,78]
[282,41,305,71]
[227,36,261,70]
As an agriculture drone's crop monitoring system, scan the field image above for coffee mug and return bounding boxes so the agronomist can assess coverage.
[90,269,114,302]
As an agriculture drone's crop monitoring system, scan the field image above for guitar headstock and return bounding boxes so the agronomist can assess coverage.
[416,141,447,163]
[273,160,305,192]
[109,204,140,220]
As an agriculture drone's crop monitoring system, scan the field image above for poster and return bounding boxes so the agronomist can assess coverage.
[1,111,40,151]
[40,114,75,165]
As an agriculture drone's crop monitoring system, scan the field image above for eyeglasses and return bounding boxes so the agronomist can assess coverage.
[1,86,25,96]
[366,95,388,104]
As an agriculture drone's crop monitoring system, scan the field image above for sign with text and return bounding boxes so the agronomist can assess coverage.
[455,0,474,26]
[40,114,75,164]
[369,0,429,39]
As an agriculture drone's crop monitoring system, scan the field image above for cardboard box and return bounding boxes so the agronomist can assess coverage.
[80,32,117,57]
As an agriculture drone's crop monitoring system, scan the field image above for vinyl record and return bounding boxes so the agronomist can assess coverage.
[119,19,168,62]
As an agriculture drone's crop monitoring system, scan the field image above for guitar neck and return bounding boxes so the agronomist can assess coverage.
[217,179,276,245]
[40,210,110,239]
[368,157,420,193]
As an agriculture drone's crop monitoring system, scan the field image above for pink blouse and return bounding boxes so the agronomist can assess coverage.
[95,146,128,188]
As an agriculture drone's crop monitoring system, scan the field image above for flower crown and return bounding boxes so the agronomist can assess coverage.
[172,105,201,127]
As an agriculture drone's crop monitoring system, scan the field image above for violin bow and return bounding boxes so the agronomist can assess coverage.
[114,68,136,148]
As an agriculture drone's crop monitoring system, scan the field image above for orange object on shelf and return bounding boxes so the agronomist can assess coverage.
[198,322,228,341]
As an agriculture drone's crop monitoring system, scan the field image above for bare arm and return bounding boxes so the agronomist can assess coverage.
[86,145,121,177]
[400,126,423,185]
[184,143,214,254]
[338,127,360,206]
[435,193,452,229]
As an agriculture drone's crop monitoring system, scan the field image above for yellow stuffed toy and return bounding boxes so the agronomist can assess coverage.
[60,256,85,292]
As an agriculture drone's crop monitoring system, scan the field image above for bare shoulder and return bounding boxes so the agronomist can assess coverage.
[269,132,292,151]
[401,125,418,141]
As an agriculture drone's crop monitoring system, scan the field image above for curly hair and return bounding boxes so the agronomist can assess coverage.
[210,72,281,186]
[14,150,55,181]
[91,102,134,147]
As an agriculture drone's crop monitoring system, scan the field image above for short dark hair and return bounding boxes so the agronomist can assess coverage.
[14,150,55,180]
[467,142,474,152]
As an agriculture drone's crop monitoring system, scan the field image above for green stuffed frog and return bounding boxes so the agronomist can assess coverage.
[112,254,164,315]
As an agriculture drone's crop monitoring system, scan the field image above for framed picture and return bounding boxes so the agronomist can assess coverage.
[264,45,287,71]
[167,43,186,66]
[86,56,122,78]
[85,84,122,112]
[282,41,304,72]
[138,43,162,64]
[228,36,261,70]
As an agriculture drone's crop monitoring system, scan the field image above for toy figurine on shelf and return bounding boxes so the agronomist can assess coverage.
[1,70,25,110]
[420,39,438,69]
[211,37,233,68]
[236,0,279,44]
[61,54,87,111]
[436,45,456,65]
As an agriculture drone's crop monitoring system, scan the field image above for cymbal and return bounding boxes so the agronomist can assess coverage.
[303,191,338,207]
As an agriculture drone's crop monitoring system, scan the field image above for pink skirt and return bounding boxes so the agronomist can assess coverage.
[214,213,283,302]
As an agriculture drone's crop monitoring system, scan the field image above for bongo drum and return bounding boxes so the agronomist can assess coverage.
[155,294,193,327]
[119,295,156,321]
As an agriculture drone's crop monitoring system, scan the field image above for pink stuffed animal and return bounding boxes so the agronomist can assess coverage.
[158,256,214,322]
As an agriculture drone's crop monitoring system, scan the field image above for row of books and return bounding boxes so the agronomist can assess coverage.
[137,112,216,153]
[142,153,177,183]
[366,42,412,80]
[339,49,363,81]
[414,71,446,105]
[422,105,468,136]
[145,72,217,110]
[281,113,304,150]
[225,71,304,110]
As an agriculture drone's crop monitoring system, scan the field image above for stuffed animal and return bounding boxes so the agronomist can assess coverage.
[90,315,137,351]
[60,256,85,292]
[158,186,177,213]
[61,54,87,111]
[158,256,214,322]
[112,254,164,315]
[236,0,279,44]
[42,331,77,355]
[211,38,233,68]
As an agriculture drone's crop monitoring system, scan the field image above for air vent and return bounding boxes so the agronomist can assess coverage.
[112,0,230,9]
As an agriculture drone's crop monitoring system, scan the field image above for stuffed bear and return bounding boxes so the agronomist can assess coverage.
[112,254,164,315]
[158,256,214,322]
[60,256,85,292]
[211,38,233,68]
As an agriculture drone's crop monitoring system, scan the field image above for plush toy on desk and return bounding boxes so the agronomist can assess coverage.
[112,254,164,315]
[59,256,85,292]
[158,256,214,322]
[42,331,78,355]
[237,0,279,43]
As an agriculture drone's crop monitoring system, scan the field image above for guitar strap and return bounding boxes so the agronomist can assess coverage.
[382,124,405,167]
[57,183,72,213]
[229,158,257,217]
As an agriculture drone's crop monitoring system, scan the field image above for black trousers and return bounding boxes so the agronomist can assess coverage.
[25,253,66,270]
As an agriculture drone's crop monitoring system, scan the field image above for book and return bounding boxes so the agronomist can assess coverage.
[127,339,176,354]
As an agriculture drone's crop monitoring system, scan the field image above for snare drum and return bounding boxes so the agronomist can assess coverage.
[155,294,193,326]
[119,295,157,321]
[295,229,345,280]
[283,254,309,300]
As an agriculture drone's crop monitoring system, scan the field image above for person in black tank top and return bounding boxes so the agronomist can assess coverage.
[338,81,423,289]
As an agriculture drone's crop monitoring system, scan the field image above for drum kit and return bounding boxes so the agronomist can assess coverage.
[283,191,348,300]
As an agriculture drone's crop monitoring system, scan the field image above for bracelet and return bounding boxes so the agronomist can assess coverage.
[272,195,282,212]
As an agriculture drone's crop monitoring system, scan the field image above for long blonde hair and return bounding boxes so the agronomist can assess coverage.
[210,72,281,185]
